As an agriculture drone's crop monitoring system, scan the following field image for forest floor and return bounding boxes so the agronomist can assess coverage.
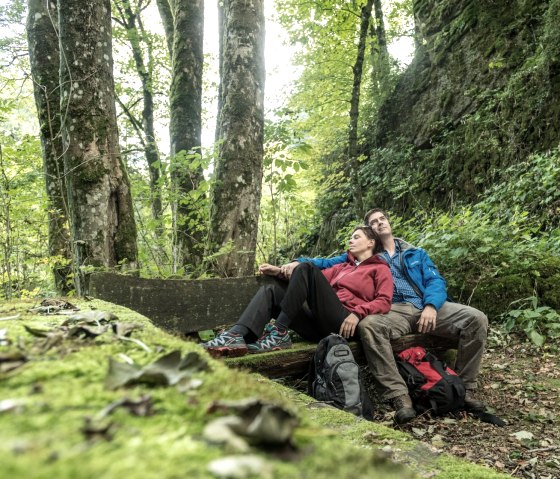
[363,333,560,479]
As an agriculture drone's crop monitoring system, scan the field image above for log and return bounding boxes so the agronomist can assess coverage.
[88,272,459,379]
[88,272,277,334]
[227,335,458,379]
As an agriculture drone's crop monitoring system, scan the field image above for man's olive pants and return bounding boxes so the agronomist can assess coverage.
[357,302,488,401]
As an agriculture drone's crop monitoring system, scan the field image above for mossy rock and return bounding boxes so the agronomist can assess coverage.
[0,299,510,479]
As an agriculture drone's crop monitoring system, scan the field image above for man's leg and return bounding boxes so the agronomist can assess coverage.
[357,304,418,424]
[357,303,416,400]
[430,302,488,389]
[430,301,488,410]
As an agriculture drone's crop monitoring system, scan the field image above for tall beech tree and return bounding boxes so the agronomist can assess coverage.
[370,0,391,99]
[113,0,163,221]
[58,0,138,294]
[156,0,205,272]
[26,0,71,293]
[168,0,205,271]
[208,0,265,277]
[348,0,374,218]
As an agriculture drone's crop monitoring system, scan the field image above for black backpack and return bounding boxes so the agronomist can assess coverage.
[396,346,465,415]
[308,334,374,419]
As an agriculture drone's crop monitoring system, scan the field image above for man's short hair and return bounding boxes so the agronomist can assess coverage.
[364,208,390,225]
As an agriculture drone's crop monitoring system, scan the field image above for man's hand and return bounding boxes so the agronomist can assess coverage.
[280,261,300,279]
[417,305,437,333]
[259,263,282,277]
[339,313,359,339]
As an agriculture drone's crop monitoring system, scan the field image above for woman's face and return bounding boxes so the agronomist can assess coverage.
[348,229,374,257]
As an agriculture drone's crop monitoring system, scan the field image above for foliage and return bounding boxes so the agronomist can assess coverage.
[257,112,315,265]
[0,129,49,299]
[501,296,560,348]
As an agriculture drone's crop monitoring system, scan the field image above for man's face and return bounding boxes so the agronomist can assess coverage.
[367,211,392,236]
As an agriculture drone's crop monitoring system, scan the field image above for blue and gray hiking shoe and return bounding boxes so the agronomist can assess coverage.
[202,331,248,358]
[248,323,292,353]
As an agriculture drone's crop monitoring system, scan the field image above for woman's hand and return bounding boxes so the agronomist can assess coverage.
[259,263,282,277]
[339,313,359,339]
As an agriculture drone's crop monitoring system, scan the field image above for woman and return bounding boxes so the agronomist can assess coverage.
[202,226,393,357]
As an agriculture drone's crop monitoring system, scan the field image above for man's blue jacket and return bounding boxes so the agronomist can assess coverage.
[296,238,448,310]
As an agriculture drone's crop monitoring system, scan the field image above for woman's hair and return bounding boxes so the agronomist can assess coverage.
[352,226,384,255]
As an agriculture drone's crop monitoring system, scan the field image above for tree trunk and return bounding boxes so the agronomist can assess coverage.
[115,0,163,221]
[207,0,265,277]
[348,0,374,218]
[169,0,205,272]
[215,0,224,142]
[156,0,174,58]
[370,0,391,97]
[58,0,138,295]
[26,0,72,293]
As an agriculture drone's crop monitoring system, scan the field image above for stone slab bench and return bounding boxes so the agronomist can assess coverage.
[89,272,458,377]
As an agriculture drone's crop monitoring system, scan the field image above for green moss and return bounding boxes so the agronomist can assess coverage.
[0,299,511,478]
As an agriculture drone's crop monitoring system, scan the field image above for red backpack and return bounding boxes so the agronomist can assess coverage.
[396,346,465,415]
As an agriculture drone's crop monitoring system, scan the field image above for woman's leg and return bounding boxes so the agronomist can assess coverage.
[202,280,288,356]
[277,262,351,342]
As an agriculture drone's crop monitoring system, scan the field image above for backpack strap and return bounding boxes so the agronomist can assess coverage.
[470,409,506,427]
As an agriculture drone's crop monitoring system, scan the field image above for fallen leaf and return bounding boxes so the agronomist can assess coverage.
[64,311,117,325]
[81,417,115,441]
[0,398,26,413]
[207,398,298,447]
[431,434,445,447]
[510,430,535,441]
[23,324,54,337]
[0,351,27,373]
[105,350,209,390]
[96,395,154,419]
[207,455,271,479]
[203,416,250,453]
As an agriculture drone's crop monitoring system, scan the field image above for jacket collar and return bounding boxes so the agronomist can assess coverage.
[395,237,416,252]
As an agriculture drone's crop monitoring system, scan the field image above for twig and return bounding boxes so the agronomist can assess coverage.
[0,314,20,321]
[526,445,559,453]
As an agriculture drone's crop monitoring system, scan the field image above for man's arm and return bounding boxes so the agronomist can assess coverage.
[419,250,447,310]
[416,249,447,333]
[280,253,348,278]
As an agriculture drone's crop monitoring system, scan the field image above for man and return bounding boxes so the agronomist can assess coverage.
[281,208,488,424]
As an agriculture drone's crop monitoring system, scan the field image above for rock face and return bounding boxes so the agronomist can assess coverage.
[367,0,560,209]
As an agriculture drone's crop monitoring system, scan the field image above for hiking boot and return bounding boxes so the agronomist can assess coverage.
[247,323,292,353]
[464,389,486,411]
[202,331,248,358]
[391,394,416,425]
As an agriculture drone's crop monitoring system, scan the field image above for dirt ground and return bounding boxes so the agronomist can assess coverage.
[382,333,559,478]
[294,332,560,478]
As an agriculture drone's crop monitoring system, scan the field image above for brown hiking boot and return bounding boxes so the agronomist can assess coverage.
[391,394,416,424]
[464,389,486,411]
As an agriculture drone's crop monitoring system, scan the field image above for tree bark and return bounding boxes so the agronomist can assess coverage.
[208,0,265,277]
[156,0,174,58]
[26,0,72,293]
[370,0,391,97]
[115,0,163,221]
[348,0,374,218]
[215,0,224,142]
[169,0,205,272]
[58,0,138,294]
